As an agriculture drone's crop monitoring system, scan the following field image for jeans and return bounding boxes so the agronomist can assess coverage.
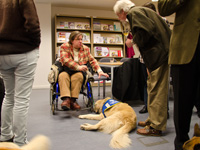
[0,49,39,146]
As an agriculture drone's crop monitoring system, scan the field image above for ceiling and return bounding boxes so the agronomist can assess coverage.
[34,0,157,11]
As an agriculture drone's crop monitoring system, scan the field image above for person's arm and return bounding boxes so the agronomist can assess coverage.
[19,0,41,47]
[158,0,187,17]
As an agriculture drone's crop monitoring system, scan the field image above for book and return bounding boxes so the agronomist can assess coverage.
[114,22,121,31]
[93,21,101,30]
[58,21,65,28]
[107,37,115,44]
[75,22,83,29]
[94,47,109,57]
[64,22,69,29]
[115,34,123,44]
[109,49,123,57]
[93,34,103,43]
[82,33,90,43]
[101,24,109,31]
[83,22,90,29]
[68,22,75,29]
[57,32,66,42]
[108,24,114,31]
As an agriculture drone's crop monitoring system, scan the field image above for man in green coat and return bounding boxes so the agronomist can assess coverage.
[113,0,171,136]
[158,0,200,150]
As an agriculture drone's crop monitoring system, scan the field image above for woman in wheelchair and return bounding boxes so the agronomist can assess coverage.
[59,31,109,110]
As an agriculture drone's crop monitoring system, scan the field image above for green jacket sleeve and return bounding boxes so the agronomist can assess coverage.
[158,0,187,16]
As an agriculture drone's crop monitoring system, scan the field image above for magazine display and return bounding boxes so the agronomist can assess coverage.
[93,34,123,44]
[58,21,90,30]
[94,47,109,57]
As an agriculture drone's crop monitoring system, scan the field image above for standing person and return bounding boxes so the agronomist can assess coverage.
[113,0,171,136]
[0,75,5,134]
[0,0,41,146]
[59,31,109,110]
[158,0,200,149]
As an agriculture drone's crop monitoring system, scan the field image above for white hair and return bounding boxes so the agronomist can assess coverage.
[113,0,135,14]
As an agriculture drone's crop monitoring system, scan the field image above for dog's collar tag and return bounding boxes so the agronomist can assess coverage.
[102,99,120,118]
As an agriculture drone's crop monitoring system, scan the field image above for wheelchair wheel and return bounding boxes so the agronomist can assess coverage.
[50,85,54,105]
[85,82,94,111]
[50,84,56,115]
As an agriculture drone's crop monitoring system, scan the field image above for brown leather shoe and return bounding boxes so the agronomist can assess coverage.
[61,98,70,110]
[137,126,162,136]
[70,99,81,110]
[138,121,150,127]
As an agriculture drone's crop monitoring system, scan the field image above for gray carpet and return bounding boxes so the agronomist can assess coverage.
[27,86,199,150]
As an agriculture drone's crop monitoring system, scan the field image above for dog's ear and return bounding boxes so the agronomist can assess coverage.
[194,123,200,137]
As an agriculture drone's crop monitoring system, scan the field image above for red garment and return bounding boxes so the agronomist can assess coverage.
[126,33,135,58]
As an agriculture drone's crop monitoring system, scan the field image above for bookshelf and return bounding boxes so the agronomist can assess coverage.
[54,14,125,61]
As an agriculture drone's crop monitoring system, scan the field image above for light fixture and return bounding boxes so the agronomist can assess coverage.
[152,0,158,2]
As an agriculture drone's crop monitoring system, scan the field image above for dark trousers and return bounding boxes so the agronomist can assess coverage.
[171,37,200,150]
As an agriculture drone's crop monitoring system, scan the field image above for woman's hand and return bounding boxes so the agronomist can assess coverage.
[98,71,109,78]
[79,65,88,72]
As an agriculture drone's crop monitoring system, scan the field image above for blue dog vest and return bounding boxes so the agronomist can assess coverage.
[102,99,121,118]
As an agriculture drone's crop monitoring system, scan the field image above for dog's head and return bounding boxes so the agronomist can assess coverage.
[183,123,200,150]
[93,97,111,114]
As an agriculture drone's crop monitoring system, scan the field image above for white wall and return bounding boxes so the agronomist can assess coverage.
[33,3,52,89]
[32,4,118,89]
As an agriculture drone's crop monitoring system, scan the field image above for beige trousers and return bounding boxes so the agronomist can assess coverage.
[58,72,83,99]
[146,62,169,131]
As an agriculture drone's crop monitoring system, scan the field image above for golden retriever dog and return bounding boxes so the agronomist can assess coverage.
[0,135,50,150]
[78,97,137,149]
[183,123,200,150]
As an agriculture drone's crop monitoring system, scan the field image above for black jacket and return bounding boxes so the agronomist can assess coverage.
[112,58,145,102]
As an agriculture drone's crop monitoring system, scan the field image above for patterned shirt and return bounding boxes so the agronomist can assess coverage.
[60,42,101,72]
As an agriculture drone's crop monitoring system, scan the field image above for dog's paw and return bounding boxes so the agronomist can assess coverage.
[80,123,91,130]
[78,115,86,119]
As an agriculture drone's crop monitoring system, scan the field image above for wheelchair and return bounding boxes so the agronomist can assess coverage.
[49,62,94,115]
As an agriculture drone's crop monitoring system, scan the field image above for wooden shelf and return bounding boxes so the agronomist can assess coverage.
[54,14,125,61]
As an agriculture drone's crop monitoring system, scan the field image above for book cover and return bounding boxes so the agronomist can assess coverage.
[115,34,123,44]
[94,46,102,57]
[68,22,75,29]
[109,49,123,57]
[57,32,66,42]
[93,21,101,30]
[64,22,69,29]
[83,22,90,30]
[107,37,115,44]
[108,24,114,31]
[82,33,90,43]
[93,34,103,43]
[58,21,65,28]
[75,22,83,29]
[114,22,121,31]
[101,24,109,31]
[94,47,109,57]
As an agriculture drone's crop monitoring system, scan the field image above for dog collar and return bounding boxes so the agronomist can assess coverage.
[102,99,121,118]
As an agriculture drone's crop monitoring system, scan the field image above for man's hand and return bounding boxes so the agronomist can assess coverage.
[98,71,109,78]
[125,38,133,48]
[79,65,88,72]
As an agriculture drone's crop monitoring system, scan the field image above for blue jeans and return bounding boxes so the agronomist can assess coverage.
[0,49,39,146]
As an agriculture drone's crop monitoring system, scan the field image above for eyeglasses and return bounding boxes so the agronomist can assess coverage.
[75,38,82,41]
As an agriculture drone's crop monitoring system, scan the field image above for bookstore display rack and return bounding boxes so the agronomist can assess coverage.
[55,14,125,60]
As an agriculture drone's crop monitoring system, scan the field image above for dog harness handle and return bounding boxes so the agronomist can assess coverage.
[102,99,121,118]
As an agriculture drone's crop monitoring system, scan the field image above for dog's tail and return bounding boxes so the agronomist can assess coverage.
[110,121,136,149]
